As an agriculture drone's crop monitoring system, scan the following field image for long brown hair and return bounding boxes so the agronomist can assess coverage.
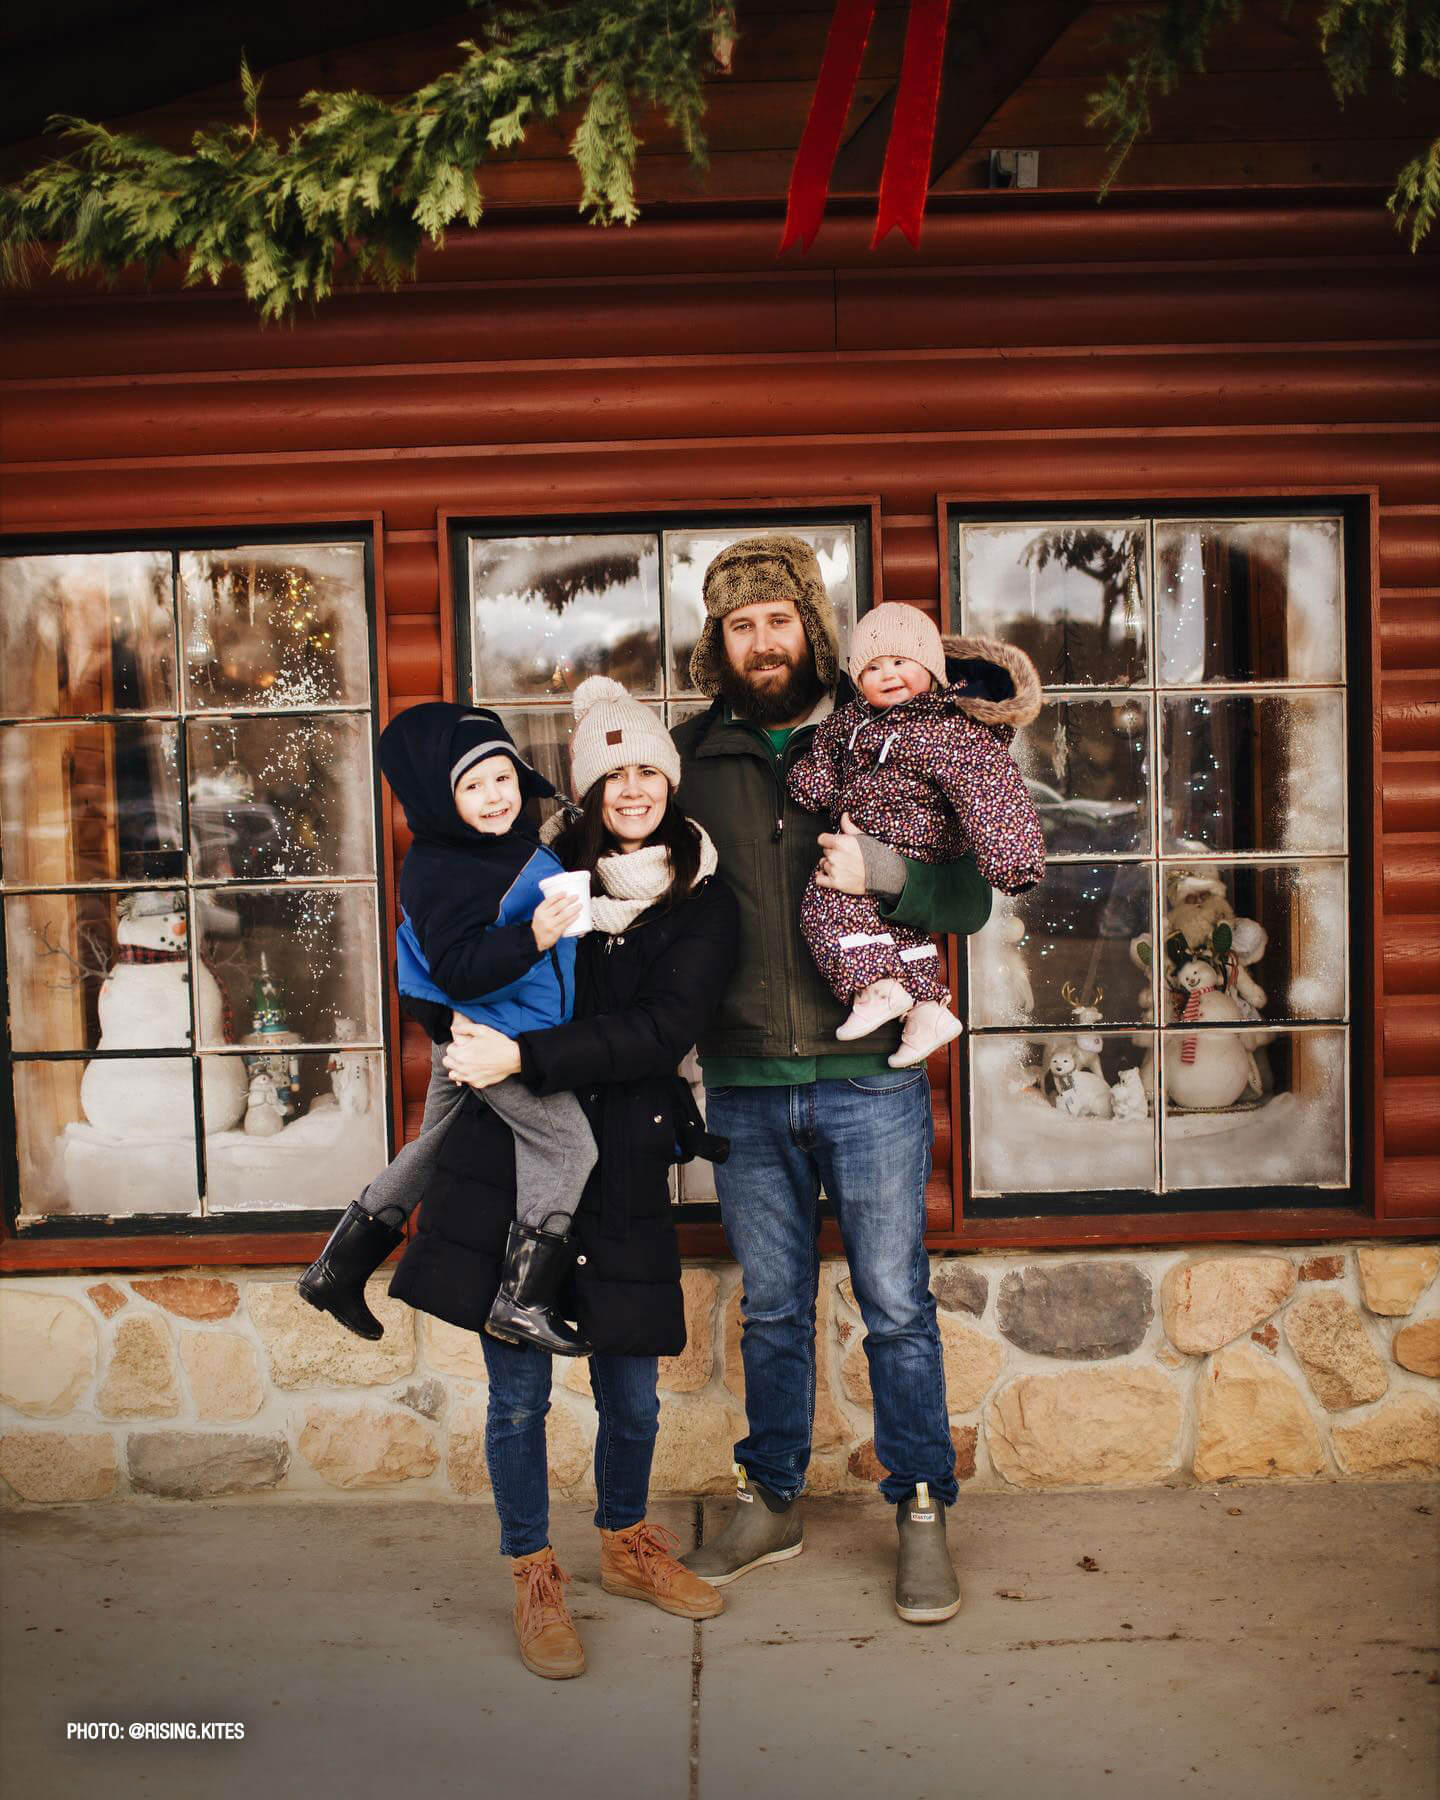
[551,782,703,908]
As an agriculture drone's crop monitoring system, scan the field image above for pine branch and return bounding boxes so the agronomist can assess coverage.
[1087,0,1440,246]
[0,1,738,319]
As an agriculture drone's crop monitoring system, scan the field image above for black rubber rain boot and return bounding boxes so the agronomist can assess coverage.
[485,1218,590,1357]
[297,1202,403,1341]
[679,1464,803,1586]
[894,1481,961,1623]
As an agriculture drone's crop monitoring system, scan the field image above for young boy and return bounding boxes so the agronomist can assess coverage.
[299,703,596,1353]
[787,604,1045,1068]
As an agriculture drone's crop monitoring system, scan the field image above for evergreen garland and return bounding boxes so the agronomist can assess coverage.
[0,1,737,319]
[1087,0,1440,247]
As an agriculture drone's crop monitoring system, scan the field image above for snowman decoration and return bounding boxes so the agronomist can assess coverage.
[1164,946,1263,1112]
[80,892,248,1139]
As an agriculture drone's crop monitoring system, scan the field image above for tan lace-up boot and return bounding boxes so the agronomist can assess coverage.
[511,1548,586,1679]
[600,1522,726,1620]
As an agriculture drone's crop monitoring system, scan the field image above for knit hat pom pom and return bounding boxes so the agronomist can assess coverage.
[571,675,631,722]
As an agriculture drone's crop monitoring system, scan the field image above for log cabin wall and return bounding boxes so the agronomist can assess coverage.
[1,3,1437,1260]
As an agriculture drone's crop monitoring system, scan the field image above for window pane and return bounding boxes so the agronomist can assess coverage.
[1157,519,1343,685]
[469,534,661,700]
[1160,693,1346,856]
[959,523,1147,688]
[1161,1027,1347,1189]
[1156,861,1348,1025]
[14,1056,201,1218]
[203,1050,386,1212]
[0,552,177,720]
[4,888,197,1052]
[0,719,183,886]
[179,544,369,711]
[1015,696,1152,857]
[188,713,376,881]
[196,885,381,1049]
[665,526,858,695]
[970,1031,1156,1194]
[969,867,1154,1029]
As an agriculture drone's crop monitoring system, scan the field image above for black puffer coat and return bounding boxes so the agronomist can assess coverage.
[388,871,739,1356]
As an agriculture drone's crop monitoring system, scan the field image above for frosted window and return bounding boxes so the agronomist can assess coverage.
[13,1056,201,1219]
[203,1050,386,1212]
[957,508,1351,1209]
[0,552,177,720]
[1157,520,1343,685]
[1160,693,1346,857]
[0,719,183,887]
[470,534,661,700]
[4,889,192,1053]
[959,523,1147,689]
[665,525,859,695]
[1,534,386,1230]
[970,1032,1157,1196]
[180,544,370,711]
[1014,696,1152,858]
[193,884,381,1049]
[1161,1028,1348,1190]
[969,867,1155,1030]
[187,713,376,881]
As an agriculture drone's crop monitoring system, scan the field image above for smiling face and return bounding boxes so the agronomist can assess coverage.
[857,654,933,709]
[453,753,522,835]
[717,598,824,726]
[601,763,671,852]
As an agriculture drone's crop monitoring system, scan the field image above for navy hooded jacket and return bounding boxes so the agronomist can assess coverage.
[377,702,576,1037]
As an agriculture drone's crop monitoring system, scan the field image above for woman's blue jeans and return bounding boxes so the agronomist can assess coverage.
[707,1069,958,1508]
[480,1332,660,1558]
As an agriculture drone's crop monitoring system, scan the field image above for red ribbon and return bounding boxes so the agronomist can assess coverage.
[780,0,877,254]
[782,0,952,255]
[873,0,951,248]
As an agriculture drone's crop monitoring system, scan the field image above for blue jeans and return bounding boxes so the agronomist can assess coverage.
[707,1072,957,1508]
[480,1333,660,1557]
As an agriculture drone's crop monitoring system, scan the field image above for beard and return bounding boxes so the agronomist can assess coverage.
[717,639,825,726]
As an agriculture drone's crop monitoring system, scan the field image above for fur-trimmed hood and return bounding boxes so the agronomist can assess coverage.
[941,634,1044,731]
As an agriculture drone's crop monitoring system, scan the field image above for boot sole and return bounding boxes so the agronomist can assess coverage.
[518,1647,586,1679]
[895,1595,962,1624]
[484,1321,589,1356]
[599,1575,725,1620]
[683,1539,803,1588]
[296,1286,383,1342]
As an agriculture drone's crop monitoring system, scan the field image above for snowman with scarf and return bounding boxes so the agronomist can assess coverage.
[1163,928,1263,1112]
[79,892,248,1139]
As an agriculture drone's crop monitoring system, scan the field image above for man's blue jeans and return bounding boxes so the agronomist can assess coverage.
[706,1071,957,1507]
[480,1333,660,1557]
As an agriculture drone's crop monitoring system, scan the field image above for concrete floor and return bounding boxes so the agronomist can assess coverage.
[2,1485,1436,1800]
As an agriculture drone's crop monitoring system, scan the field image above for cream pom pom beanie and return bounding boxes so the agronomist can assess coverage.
[568,676,681,799]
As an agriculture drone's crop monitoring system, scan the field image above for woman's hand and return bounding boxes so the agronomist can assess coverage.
[814,812,867,896]
[443,1017,523,1089]
[531,891,582,952]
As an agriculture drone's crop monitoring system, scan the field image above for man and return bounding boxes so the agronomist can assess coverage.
[672,535,999,1624]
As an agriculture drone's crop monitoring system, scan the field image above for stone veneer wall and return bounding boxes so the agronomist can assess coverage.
[1,1245,1437,1506]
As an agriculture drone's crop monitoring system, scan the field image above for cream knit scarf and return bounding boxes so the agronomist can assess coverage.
[540,814,718,935]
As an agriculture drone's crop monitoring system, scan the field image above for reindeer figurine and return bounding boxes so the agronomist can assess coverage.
[1041,984,1113,1118]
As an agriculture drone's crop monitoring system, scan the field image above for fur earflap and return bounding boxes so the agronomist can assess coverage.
[941,634,1044,729]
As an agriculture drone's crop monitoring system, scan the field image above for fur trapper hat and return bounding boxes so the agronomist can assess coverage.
[689,534,840,696]
[569,675,681,797]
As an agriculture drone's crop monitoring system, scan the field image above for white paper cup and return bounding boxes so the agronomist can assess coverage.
[538,870,593,936]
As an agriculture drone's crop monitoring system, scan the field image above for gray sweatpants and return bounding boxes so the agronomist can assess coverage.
[357,1044,597,1233]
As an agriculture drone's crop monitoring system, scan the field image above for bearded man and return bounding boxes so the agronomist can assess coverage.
[671,535,997,1623]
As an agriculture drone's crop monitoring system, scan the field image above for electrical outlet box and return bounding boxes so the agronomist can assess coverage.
[989,150,1039,190]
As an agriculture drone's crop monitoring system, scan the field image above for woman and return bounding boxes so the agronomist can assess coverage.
[389,675,740,1681]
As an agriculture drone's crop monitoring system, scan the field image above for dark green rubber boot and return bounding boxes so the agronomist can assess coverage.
[680,1464,803,1587]
[894,1481,961,1623]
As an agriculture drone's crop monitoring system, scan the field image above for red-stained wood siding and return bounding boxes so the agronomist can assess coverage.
[3,200,1435,1264]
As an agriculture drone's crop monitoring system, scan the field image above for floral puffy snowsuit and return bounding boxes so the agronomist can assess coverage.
[787,674,1046,1007]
